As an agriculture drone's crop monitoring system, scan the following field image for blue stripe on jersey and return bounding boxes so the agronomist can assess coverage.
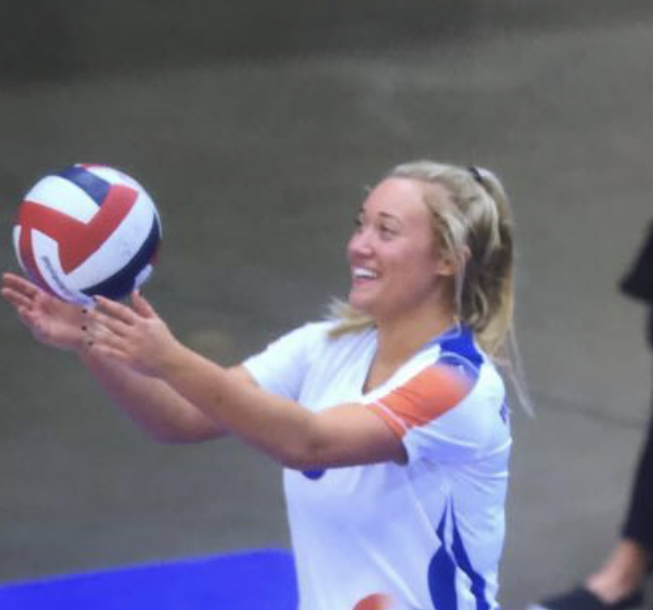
[82,214,160,300]
[428,511,458,610]
[435,324,483,383]
[451,509,491,610]
[58,166,109,205]
[302,469,325,480]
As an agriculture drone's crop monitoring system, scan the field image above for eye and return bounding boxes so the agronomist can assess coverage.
[379,223,398,240]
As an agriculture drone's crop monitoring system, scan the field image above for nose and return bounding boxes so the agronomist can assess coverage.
[347,226,374,260]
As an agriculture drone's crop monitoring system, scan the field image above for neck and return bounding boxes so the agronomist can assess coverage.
[374,303,457,368]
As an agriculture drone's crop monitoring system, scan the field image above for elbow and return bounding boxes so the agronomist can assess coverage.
[279,453,323,471]
[278,452,315,471]
[274,435,327,471]
[244,413,331,470]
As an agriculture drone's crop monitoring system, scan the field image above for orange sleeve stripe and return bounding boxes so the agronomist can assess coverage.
[368,402,407,439]
[369,365,471,437]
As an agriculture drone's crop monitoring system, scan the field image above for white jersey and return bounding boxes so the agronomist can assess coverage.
[243,321,511,610]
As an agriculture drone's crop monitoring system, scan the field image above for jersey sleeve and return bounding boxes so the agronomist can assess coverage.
[366,360,504,464]
[242,321,330,400]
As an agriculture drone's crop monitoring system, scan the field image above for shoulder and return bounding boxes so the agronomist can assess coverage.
[242,320,346,398]
[256,319,375,364]
[436,324,484,371]
[436,325,503,392]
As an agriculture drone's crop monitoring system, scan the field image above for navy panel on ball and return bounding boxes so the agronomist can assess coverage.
[82,215,161,300]
[58,165,110,206]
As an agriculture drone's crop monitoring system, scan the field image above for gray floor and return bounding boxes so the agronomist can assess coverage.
[1,3,653,609]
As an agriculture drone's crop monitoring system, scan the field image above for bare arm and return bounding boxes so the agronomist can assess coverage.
[80,350,253,443]
[2,272,236,443]
[89,294,406,468]
[158,345,406,467]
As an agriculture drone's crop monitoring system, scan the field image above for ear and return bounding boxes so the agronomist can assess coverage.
[434,246,470,278]
[435,257,457,278]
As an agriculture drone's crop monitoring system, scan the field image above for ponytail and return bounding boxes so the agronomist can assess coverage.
[458,166,514,358]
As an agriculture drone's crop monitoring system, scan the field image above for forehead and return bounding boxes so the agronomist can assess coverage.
[362,177,447,222]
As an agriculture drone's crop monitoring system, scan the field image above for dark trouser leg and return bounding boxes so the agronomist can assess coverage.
[621,404,653,556]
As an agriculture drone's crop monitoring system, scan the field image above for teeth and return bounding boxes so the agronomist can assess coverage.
[353,267,378,279]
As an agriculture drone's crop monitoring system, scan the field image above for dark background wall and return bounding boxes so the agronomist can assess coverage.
[1,2,651,82]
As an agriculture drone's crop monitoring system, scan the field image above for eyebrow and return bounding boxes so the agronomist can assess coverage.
[358,207,403,224]
[378,211,404,228]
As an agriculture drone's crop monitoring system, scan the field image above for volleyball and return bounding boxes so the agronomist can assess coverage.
[12,164,162,305]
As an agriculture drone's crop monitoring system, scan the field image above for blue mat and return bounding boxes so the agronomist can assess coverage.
[0,549,298,610]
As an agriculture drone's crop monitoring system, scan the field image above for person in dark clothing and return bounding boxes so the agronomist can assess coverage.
[530,225,653,610]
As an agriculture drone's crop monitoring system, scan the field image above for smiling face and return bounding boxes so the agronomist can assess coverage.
[346,177,456,325]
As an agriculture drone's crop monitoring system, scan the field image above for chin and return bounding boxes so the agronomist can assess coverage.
[348,295,377,317]
[348,293,368,311]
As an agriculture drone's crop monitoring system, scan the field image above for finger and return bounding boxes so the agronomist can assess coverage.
[87,309,132,338]
[131,291,157,319]
[17,307,50,338]
[2,273,40,297]
[2,287,34,310]
[2,272,38,295]
[16,305,38,328]
[2,271,27,286]
[93,296,138,325]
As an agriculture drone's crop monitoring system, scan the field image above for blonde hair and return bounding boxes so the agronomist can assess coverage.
[399,161,515,358]
[329,160,529,408]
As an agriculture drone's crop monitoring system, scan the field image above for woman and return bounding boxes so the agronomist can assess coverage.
[2,160,518,610]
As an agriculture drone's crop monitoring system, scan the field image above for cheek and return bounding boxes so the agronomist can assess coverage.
[394,241,439,274]
[401,267,435,295]
[393,249,441,291]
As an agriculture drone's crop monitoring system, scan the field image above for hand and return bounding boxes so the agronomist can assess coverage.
[2,272,87,352]
[87,292,184,378]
